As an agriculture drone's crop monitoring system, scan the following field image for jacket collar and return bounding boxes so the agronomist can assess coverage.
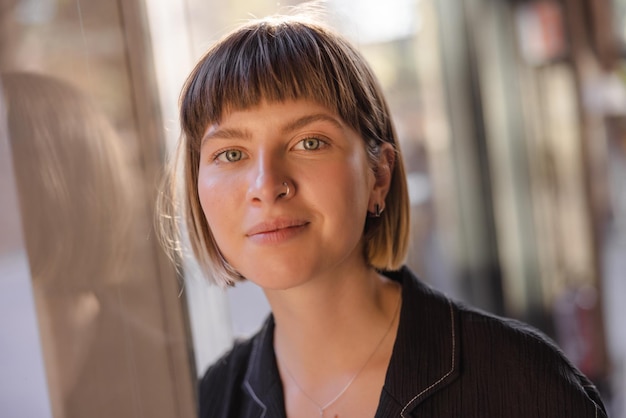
[242,317,286,418]
[377,266,460,417]
[242,266,460,418]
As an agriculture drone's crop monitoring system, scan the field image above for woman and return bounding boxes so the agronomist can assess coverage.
[161,14,607,418]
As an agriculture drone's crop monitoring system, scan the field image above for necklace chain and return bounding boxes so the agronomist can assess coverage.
[280,293,402,417]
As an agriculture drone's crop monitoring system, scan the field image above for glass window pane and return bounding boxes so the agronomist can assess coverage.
[1,1,194,417]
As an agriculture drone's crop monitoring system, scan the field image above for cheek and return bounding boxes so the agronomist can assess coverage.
[197,175,245,261]
[333,154,374,198]
[197,172,236,230]
[312,159,373,216]
[197,174,216,216]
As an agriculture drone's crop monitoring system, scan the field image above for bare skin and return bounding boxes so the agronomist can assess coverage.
[269,269,401,417]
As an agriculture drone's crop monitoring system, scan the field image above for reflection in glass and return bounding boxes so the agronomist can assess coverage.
[4,71,135,417]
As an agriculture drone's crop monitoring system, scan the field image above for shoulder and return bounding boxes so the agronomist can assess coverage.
[200,336,255,388]
[455,300,579,374]
[454,300,607,416]
[456,301,561,355]
[390,266,606,416]
[198,337,255,417]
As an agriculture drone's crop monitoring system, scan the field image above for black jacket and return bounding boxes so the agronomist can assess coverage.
[199,267,607,417]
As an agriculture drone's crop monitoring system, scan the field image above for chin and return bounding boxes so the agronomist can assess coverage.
[241,266,311,291]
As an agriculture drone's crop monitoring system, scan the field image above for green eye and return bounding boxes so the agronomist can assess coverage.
[217,149,243,162]
[302,138,321,150]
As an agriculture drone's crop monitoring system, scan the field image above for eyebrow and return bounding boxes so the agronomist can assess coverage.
[201,112,344,146]
[201,126,251,145]
[281,113,344,134]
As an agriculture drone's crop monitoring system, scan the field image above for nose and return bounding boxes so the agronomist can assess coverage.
[246,153,293,204]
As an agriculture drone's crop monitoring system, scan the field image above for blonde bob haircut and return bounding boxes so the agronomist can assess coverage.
[161,14,410,287]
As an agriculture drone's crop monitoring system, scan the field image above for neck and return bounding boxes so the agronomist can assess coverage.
[266,264,401,382]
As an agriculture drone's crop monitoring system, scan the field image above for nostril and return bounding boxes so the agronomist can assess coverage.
[278,182,290,199]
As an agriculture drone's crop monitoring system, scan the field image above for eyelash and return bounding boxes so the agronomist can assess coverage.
[295,136,328,151]
[212,148,245,163]
[209,136,329,163]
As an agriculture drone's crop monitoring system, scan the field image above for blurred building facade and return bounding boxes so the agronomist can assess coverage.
[0,0,625,417]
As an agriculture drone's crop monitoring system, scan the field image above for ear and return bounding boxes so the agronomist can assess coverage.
[368,143,395,214]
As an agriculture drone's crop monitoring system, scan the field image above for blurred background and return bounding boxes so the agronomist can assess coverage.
[0,0,624,417]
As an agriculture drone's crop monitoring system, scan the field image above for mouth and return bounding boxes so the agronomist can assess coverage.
[245,218,310,244]
[246,219,310,236]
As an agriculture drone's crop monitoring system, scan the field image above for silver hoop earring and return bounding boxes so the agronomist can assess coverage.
[280,181,290,198]
[371,203,383,217]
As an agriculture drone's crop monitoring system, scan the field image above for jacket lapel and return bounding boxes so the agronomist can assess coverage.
[376,267,461,417]
[242,317,287,418]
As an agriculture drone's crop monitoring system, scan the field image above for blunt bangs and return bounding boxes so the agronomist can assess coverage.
[180,19,388,148]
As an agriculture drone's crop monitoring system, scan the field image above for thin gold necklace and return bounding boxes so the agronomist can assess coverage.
[280,293,402,417]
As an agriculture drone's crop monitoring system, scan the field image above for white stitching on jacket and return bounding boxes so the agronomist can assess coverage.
[244,380,267,418]
[400,301,455,417]
[243,328,268,417]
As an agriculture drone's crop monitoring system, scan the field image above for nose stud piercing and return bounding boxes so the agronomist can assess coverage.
[280,182,290,198]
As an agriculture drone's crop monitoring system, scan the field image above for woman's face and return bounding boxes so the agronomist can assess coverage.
[198,100,381,290]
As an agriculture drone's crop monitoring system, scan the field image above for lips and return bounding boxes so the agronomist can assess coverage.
[245,218,310,245]
[245,218,309,237]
